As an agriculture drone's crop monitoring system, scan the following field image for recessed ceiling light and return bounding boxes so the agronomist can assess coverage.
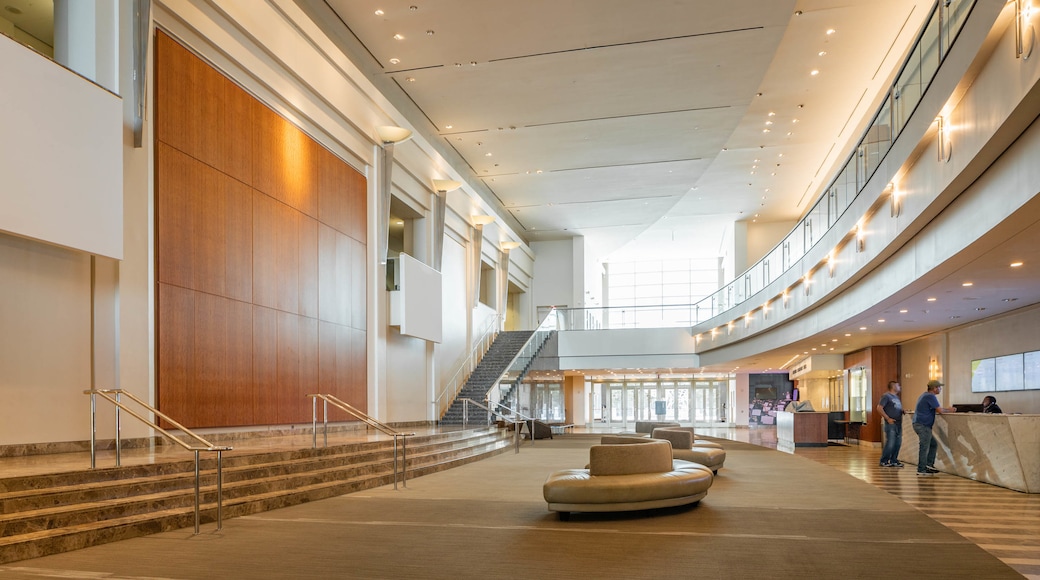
[426,30,435,36]
[389,58,400,65]
[393,33,405,40]
[1011,261,1024,267]
[859,327,867,330]
[444,125,453,129]
[962,282,973,286]
[768,112,776,117]
[826,28,836,35]
[845,333,852,337]
[762,129,771,133]
[405,77,415,82]
[899,309,908,313]
[818,51,827,57]
[927,297,937,302]
[878,319,885,323]
[374,9,384,15]
[810,70,820,76]
[765,121,774,126]
[484,152,492,157]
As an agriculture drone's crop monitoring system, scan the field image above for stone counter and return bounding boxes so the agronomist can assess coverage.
[899,413,1040,493]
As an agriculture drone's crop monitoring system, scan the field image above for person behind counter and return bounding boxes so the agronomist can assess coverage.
[876,381,904,468]
[982,395,1003,414]
[912,380,956,477]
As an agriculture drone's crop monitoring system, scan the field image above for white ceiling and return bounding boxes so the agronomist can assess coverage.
[306,0,1040,377]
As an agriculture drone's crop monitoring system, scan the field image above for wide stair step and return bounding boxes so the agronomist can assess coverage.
[0,426,515,564]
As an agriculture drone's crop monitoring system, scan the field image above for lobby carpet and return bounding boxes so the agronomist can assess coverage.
[0,436,1021,579]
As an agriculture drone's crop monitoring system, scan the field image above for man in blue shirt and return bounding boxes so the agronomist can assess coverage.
[912,380,956,476]
[876,381,903,467]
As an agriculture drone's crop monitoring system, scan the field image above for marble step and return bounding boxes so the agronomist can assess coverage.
[0,427,514,564]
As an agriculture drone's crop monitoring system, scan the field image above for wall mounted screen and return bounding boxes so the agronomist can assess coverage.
[972,350,1040,393]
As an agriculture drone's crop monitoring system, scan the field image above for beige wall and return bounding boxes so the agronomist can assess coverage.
[902,304,1040,414]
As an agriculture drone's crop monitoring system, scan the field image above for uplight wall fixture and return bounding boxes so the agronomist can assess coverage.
[376,126,413,264]
[430,179,462,271]
[470,215,495,308]
[1016,0,1036,59]
[856,221,867,251]
[499,241,521,316]
[936,116,952,163]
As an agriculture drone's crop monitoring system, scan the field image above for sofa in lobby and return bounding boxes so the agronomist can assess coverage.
[542,439,713,521]
[631,421,724,449]
[651,428,726,473]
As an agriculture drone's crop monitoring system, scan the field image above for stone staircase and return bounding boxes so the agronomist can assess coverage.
[0,426,513,564]
[439,331,535,424]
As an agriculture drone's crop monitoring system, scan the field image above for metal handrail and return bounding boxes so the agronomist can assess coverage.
[433,313,502,418]
[307,393,415,490]
[481,309,558,405]
[459,397,522,454]
[83,388,230,535]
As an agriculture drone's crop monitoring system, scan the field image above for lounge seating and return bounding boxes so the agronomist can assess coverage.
[633,420,680,434]
[542,439,713,521]
[652,428,726,473]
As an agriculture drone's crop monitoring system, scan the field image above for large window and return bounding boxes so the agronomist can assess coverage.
[607,258,719,308]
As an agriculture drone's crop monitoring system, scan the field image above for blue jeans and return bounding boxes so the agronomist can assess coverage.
[880,420,902,464]
[913,422,937,472]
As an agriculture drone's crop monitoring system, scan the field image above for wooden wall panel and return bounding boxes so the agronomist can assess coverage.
[155,33,198,157]
[157,284,195,422]
[156,143,196,288]
[225,179,253,303]
[253,192,300,314]
[350,239,366,330]
[252,105,317,217]
[195,54,227,176]
[193,292,230,427]
[156,32,368,429]
[194,162,227,297]
[252,305,279,423]
[276,311,302,423]
[299,215,319,319]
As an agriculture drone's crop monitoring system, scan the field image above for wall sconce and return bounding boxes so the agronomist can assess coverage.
[430,179,462,271]
[470,215,495,308]
[803,273,811,296]
[727,320,735,334]
[499,241,521,316]
[828,250,836,277]
[936,116,952,163]
[375,126,413,265]
[928,357,939,381]
[888,182,902,218]
[1016,0,1036,59]
[711,327,719,340]
[856,221,867,251]
[763,300,771,320]
[782,289,790,308]
[744,312,752,328]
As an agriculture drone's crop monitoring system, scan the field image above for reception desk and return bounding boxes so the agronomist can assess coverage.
[777,411,829,448]
[899,413,1040,493]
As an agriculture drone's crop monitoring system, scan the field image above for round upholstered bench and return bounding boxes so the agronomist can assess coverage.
[543,439,713,521]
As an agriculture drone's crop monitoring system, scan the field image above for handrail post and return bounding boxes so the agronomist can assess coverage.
[401,435,408,488]
[311,397,317,449]
[392,435,399,491]
[114,391,122,467]
[323,398,329,447]
[89,391,97,469]
[515,419,521,454]
[193,449,200,535]
[216,449,224,531]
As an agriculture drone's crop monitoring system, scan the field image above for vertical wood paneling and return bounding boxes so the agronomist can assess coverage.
[227,298,254,424]
[345,164,367,243]
[156,143,196,288]
[193,292,230,426]
[156,33,369,428]
[277,311,302,423]
[350,239,367,330]
[253,193,299,314]
[195,55,226,175]
[194,162,226,297]
[154,32,198,157]
[253,305,279,423]
[299,215,319,319]
[224,79,253,185]
[225,179,253,303]
[157,284,195,422]
[300,316,320,407]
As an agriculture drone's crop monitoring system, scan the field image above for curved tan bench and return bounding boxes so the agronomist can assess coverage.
[651,428,727,473]
[543,439,713,521]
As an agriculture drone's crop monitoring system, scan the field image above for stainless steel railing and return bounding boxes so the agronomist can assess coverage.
[83,388,230,535]
[307,393,415,490]
[457,397,522,454]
